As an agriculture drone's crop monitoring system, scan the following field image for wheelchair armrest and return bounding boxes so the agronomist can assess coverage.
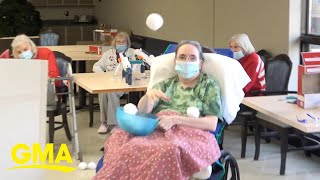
[210,120,226,143]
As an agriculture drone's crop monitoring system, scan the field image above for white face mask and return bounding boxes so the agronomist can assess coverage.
[233,51,244,60]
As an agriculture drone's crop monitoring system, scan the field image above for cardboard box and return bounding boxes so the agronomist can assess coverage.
[297,52,320,109]
[93,29,118,42]
[89,45,112,55]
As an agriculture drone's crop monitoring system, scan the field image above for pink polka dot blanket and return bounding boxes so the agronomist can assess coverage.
[93,110,221,180]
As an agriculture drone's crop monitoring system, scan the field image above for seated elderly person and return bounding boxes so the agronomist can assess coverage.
[11,34,59,79]
[93,40,222,180]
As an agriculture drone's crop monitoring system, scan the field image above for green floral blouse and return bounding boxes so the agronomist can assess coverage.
[152,73,222,119]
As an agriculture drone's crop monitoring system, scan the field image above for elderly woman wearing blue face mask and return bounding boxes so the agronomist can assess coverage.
[94,40,222,180]
[11,34,60,79]
[229,34,266,96]
[139,40,222,131]
[93,31,147,134]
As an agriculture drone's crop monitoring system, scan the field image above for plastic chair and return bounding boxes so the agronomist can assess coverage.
[257,49,273,63]
[163,45,234,60]
[213,48,234,58]
[47,79,71,143]
[163,44,177,54]
[238,54,296,158]
[40,32,59,46]
[263,54,292,93]
[46,53,72,143]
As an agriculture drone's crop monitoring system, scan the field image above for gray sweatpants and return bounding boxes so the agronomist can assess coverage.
[98,92,124,126]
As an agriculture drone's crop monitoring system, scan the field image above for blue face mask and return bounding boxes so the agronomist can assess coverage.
[19,50,33,59]
[175,61,200,79]
[116,45,128,52]
[233,51,244,60]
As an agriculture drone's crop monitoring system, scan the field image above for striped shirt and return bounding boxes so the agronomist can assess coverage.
[239,53,266,96]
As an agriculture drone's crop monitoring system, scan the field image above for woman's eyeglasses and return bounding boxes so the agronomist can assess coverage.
[176,55,198,62]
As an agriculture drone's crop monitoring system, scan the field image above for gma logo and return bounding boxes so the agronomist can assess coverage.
[8,143,76,172]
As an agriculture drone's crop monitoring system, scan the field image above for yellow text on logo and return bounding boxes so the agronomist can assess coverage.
[8,143,75,172]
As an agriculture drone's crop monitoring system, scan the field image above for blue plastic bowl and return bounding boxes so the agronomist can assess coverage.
[116,107,158,136]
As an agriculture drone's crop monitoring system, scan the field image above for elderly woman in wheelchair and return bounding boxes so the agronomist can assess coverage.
[94,40,249,180]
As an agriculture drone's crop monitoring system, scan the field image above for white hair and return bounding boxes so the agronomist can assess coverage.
[11,34,38,58]
[111,31,131,48]
[229,34,255,55]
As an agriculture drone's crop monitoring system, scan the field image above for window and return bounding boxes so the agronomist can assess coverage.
[309,0,320,35]
[301,0,320,54]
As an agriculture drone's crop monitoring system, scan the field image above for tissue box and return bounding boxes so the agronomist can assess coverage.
[297,52,320,109]
[89,45,112,55]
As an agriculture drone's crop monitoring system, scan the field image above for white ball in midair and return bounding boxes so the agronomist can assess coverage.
[146,13,164,31]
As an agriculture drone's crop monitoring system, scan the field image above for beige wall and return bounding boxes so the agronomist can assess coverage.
[214,0,289,54]
[94,0,214,47]
[214,0,301,90]
[94,0,301,90]
[94,0,293,53]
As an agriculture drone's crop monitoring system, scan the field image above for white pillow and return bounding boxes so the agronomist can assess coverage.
[148,53,250,124]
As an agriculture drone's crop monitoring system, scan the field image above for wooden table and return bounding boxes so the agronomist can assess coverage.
[242,95,320,175]
[243,95,320,133]
[73,71,150,126]
[43,45,101,61]
[73,71,149,94]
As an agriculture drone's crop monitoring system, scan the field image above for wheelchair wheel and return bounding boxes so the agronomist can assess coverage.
[220,150,240,180]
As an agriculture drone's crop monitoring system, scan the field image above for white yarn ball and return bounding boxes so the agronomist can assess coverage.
[124,103,138,115]
[87,162,97,170]
[146,13,164,31]
[78,162,87,170]
[187,107,200,118]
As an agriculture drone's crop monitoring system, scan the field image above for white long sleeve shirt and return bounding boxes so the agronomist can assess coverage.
[92,48,136,73]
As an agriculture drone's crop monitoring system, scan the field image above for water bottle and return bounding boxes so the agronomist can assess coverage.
[125,68,132,85]
[140,64,145,73]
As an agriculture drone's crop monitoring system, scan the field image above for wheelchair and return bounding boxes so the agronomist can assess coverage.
[94,52,247,179]
[209,121,240,180]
